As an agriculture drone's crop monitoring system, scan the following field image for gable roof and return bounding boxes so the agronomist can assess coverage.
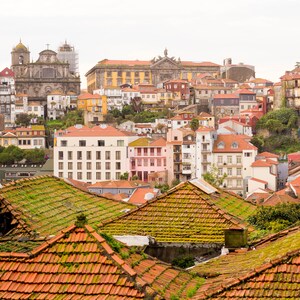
[213,134,257,153]
[101,180,247,244]
[0,176,134,238]
[0,223,149,299]
[0,67,14,77]
[192,226,300,299]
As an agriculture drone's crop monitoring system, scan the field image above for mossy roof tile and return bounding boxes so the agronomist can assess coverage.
[101,181,248,244]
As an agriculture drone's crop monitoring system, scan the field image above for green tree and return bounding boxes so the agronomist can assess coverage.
[203,164,227,187]
[0,153,14,164]
[190,118,200,131]
[24,149,46,164]
[120,172,129,180]
[4,145,24,162]
[15,113,32,126]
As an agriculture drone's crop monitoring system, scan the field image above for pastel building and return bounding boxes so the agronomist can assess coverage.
[128,137,167,183]
[54,124,139,183]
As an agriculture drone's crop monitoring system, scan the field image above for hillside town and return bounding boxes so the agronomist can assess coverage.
[0,40,300,298]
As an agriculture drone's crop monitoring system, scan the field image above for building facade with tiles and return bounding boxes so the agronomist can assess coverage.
[85,49,220,92]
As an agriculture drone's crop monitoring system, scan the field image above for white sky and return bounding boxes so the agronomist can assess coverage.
[0,0,299,88]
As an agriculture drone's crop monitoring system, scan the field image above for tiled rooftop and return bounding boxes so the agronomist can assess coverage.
[101,181,247,244]
[192,226,300,299]
[0,176,134,238]
[0,223,149,299]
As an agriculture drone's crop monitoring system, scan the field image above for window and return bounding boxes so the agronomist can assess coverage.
[150,148,154,156]
[157,149,161,156]
[231,142,238,149]
[68,151,73,160]
[87,172,92,180]
[96,162,101,170]
[79,140,86,147]
[116,162,121,170]
[77,172,82,180]
[218,168,223,176]
[105,172,111,180]
[217,142,225,149]
[105,162,111,170]
[244,152,252,157]
[87,162,92,170]
[157,159,161,166]
[98,140,105,146]
[116,172,121,180]
[68,172,73,179]
[96,172,101,180]
[227,179,232,187]
[115,151,121,160]
[117,140,124,146]
[77,162,82,170]
[126,71,131,77]
[144,148,148,156]
[227,156,232,164]
[58,162,63,170]
[218,156,223,163]
[61,140,67,147]
[68,162,73,170]
[150,159,154,166]
[227,168,232,176]
[237,179,242,187]
[58,172,63,178]
[58,151,64,160]
[96,151,101,159]
[137,159,142,166]
[144,159,148,166]
[105,151,110,160]
[86,151,92,160]
[237,168,242,175]
[237,156,242,164]
[77,151,82,160]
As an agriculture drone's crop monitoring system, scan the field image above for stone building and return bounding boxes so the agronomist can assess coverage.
[85,49,220,92]
[220,58,255,83]
[11,41,81,106]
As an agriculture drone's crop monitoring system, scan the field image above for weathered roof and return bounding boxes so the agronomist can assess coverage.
[0,176,134,238]
[0,224,148,299]
[192,226,300,299]
[100,181,247,244]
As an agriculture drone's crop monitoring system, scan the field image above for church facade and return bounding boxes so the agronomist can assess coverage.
[85,49,220,93]
[11,41,81,104]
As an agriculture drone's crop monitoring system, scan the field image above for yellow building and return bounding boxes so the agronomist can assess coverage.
[77,93,107,115]
[85,50,220,93]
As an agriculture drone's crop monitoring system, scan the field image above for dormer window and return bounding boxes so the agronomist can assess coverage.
[231,142,238,149]
[217,142,225,149]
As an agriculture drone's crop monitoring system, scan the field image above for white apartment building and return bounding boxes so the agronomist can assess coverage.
[211,134,257,196]
[47,91,71,120]
[54,124,139,184]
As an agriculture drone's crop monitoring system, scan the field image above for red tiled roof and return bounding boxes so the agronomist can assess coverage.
[0,223,148,299]
[181,61,221,67]
[98,59,150,66]
[213,93,239,99]
[59,125,131,137]
[192,226,300,299]
[78,92,101,100]
[89,180,148,189]
[150,137,167,147]
[128,188,158,205]
[213,134,257,153]
[0,67,14,77]
[258,151,279,159]
[262,191,300,206]
[235,88,256,95]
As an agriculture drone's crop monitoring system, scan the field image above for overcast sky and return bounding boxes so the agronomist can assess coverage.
[0,0,299,88]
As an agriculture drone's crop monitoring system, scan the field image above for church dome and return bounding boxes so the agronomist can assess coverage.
[14,41,28,52]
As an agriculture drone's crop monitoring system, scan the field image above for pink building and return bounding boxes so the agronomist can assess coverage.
[128,137,167,183]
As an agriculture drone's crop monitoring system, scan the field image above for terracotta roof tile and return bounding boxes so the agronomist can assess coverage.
[0,176,134,238]
[101,181,247,244]
[0,224,149,299]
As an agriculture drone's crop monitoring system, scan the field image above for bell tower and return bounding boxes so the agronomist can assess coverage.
[11,40,30,77]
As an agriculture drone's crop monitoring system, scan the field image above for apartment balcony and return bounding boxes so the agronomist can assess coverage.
[174,169,181,174]
[173,159,181,164]
[201,160,210,164]
[201,149,210,153]
[182,168,192,175]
